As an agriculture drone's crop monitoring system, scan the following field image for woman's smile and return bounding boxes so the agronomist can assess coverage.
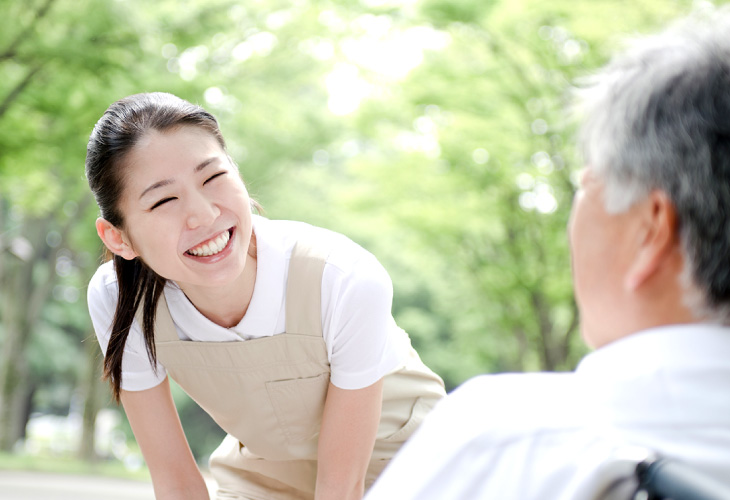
[185,227,235,260]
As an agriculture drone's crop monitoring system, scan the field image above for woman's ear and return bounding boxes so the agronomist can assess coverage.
[96,218,138,260]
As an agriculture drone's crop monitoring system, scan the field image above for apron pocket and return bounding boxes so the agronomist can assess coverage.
[382,396,430,443]
[266,372,330,445]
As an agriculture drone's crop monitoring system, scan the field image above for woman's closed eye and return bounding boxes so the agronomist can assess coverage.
[150,197,177,210]
[147,171,226,210]
[204,171,227,185]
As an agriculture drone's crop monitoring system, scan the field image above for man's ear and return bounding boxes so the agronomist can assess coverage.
[625,191,679,290]
[96,218,138,260]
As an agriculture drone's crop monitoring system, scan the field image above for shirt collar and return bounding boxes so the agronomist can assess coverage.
[576,323,730,378]
[232,215,286,336]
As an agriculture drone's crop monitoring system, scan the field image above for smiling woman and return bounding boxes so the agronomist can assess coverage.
[95,124,256,329]
[84,92,445,500]
[97,124,254,302]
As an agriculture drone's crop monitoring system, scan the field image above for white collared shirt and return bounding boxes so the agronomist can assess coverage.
[366,324,730,500]
[88,216,409,391]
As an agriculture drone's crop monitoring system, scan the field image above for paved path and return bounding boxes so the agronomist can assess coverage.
[0,470,217,499]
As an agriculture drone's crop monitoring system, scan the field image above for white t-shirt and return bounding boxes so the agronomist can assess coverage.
[88,216,410,392]
[366,324,730,499]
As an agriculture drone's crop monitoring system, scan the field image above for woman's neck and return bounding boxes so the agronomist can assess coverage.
[179,236,258,328]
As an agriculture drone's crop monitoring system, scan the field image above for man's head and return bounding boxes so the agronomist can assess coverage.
[570,8,730,348]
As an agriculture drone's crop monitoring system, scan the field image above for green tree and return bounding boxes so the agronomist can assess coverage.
[260,0,716,388]
[1,0,724,462]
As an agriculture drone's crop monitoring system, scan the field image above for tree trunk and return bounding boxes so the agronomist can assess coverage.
[0,217,52,451]
[78,335,102,462]
[0,257,31,451]
[0,326,34,450]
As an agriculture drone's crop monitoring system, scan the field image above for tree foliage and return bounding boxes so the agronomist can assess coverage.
[0,0,721,460]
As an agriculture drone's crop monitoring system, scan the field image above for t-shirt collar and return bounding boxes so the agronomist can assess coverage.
[231,215,285,337]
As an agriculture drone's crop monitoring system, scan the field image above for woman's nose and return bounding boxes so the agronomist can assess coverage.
[186,193,220,229]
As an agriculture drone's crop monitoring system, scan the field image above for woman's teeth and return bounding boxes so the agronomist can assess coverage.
[187,231,230,257]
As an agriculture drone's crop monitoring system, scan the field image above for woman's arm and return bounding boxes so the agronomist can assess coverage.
[121,377,210,500]
[315,379,384,500]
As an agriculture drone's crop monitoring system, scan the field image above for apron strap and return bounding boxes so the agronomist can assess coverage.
[151,293,178,342]
[137,291,179,344]
[285,237,330,337]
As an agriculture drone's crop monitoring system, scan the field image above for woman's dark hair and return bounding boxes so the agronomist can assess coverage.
[85,92,228,402]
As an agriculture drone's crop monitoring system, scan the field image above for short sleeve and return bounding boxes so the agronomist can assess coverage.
[322,248,405,390]
[87,262,167,391]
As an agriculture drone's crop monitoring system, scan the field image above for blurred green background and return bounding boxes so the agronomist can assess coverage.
[0,0,722,477]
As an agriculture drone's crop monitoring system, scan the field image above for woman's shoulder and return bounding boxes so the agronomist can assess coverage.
[88,260,118,297]
[86,260,120,328]
[257,215,341,245]
[262,217,381,272]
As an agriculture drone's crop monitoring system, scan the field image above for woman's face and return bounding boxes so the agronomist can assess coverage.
[115,125,253,293]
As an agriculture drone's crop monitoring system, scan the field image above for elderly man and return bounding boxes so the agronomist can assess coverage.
[365,9,730,500]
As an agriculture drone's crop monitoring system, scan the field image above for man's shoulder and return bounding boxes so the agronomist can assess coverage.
[427,372,588,445]
[457,370,578,391]
[367,371,618,500]
[452,371,583,411]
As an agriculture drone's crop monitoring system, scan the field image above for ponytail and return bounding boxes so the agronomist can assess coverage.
[103,254,166,402]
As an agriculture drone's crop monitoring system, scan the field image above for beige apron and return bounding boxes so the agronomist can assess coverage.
[152,238,446,499]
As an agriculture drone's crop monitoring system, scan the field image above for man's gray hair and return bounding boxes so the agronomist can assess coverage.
[577,6,730,323]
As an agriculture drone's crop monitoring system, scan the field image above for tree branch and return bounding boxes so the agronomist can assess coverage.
[27,193,93,323]
[0,195,5,289]
[0,0,57,62]
[0,64,43,121]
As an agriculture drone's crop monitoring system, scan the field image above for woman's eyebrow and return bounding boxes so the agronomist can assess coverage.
[194,157,218,173]
[139,179,173,200]
[138,157,220,200]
